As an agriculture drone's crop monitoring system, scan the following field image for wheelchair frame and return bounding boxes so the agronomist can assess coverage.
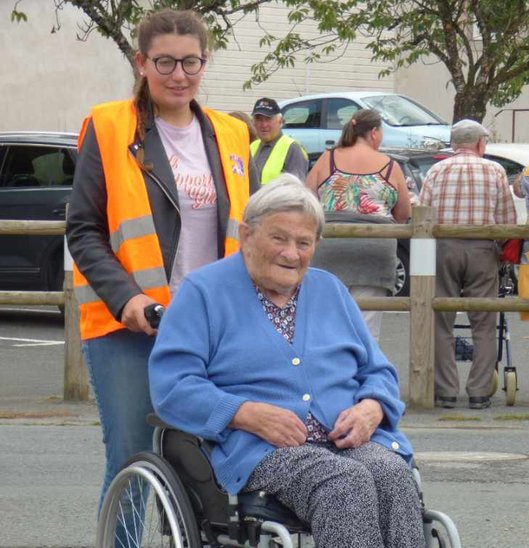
[96,416,462,548]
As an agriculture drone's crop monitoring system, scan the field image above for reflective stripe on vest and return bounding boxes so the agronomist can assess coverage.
[203,107,250,255]
[73,100,250,340]
[251,135,305,184]
[75,267,168,305]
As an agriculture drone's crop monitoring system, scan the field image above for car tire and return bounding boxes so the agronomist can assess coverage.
[395,245,410,297]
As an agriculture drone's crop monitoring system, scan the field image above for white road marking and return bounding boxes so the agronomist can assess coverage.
[0,336,64,347]
[416,451,528,462]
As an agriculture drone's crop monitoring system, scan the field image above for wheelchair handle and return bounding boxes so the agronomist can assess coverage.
[144,303,165,329]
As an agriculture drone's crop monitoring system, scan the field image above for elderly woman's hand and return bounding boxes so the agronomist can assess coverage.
[231,401,307,447]
[328,399,383,449]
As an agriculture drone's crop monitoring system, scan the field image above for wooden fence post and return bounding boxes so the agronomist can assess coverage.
[63,235,90,401]
[408,206,436,408]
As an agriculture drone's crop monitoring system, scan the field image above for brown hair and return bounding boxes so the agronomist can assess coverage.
[229,111,258,143]
[133,9,210,151]
[337,109,382,147]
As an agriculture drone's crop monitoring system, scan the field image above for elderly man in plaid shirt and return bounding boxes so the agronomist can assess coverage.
[420,119,517,410]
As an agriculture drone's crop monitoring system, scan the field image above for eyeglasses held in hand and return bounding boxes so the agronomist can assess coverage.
[147,55,206,76]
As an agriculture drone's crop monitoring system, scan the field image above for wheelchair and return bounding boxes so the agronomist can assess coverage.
[96,415,462,547]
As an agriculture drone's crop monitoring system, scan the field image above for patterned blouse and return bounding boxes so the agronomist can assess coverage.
[318,150,398,218]
[255,285,329,443]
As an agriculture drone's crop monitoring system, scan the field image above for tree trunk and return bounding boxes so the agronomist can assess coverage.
[452,90,488,123]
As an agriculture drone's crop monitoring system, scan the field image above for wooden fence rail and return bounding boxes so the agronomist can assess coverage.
[2,209,529,407]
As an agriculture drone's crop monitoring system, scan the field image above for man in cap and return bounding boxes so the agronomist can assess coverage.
[250,97,308,184]
[420,119,517,410]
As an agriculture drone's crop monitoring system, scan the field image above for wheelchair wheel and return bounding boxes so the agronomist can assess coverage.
[505,370,517,406]
[96,452,201,548]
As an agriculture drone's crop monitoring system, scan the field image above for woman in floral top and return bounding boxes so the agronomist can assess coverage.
[306,109,411,340]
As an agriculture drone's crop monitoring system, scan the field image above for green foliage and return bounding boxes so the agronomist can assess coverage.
[10,0,529,119]
[10,10,28,23]
[344,0,529,120]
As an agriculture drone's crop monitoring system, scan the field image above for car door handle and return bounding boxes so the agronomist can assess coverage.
[325,139,335,145]
[53,207,66,218]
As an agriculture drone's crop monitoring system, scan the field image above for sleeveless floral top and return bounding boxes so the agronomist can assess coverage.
[318,150,398,218]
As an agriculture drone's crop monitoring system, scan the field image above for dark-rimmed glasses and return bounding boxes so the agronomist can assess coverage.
[147,55,206,76]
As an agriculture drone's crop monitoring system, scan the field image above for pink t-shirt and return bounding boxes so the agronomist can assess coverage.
[155,115,218,294]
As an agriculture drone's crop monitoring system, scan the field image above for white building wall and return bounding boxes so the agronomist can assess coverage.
[1,1,133,132]
[1,1,393,132]
[5,1,528,141]
[203,5,394,113]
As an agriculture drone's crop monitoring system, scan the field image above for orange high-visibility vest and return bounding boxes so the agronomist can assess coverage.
[73,99,250,340]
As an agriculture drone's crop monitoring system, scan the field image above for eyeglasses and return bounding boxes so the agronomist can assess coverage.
[147,55,206,76]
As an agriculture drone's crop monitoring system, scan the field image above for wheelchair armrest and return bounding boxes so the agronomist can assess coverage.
[147,413,215,460]
[146,413,172,429]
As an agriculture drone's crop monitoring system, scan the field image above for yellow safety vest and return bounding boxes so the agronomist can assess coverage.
[73,99,250,340]
[250,135,306,184]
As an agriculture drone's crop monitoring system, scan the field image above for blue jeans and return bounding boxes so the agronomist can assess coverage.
[83,329,155,512]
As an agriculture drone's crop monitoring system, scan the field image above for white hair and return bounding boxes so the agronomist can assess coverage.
[243,174,324,239]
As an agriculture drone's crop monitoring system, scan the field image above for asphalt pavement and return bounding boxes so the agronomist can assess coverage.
[1,308,528,547]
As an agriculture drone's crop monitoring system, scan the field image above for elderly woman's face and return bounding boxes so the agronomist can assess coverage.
[240,211,318,303]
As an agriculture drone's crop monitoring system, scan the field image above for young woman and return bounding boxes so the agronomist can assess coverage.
[66,8,258,511]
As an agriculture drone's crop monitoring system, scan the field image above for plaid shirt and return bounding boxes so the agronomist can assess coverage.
[419,150,517,225]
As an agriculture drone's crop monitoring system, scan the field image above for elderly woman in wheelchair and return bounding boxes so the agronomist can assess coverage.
[96,175,461,547]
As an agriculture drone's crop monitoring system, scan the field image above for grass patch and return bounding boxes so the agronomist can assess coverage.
[493,414,529,421]
[437,414,481,422]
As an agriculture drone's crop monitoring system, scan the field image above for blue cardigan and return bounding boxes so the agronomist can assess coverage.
[149,253,413,494]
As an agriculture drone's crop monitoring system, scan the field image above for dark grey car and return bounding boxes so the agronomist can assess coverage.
[0,132,78,292]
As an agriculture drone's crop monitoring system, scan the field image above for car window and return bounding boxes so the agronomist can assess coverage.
[282,100,322,129]
[408,153,453,190]
[483,154,523,182]
[326,98,360,129]
[413,154,451,177]
[361,95,446,127]
[0,145,75,188]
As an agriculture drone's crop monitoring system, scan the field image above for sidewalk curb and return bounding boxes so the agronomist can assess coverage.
[1,396,528,428]
[0,396,99,426]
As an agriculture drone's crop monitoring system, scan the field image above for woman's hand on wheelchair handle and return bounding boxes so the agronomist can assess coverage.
[121,294,157,336]
[328,399,383,449]
[231,401,307,447]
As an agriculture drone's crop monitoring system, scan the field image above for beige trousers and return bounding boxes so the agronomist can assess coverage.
[435,239,499,398]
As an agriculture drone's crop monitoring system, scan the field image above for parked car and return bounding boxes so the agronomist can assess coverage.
[279,91,451,165]
[483,143,529,224]
[0,132,78,298]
